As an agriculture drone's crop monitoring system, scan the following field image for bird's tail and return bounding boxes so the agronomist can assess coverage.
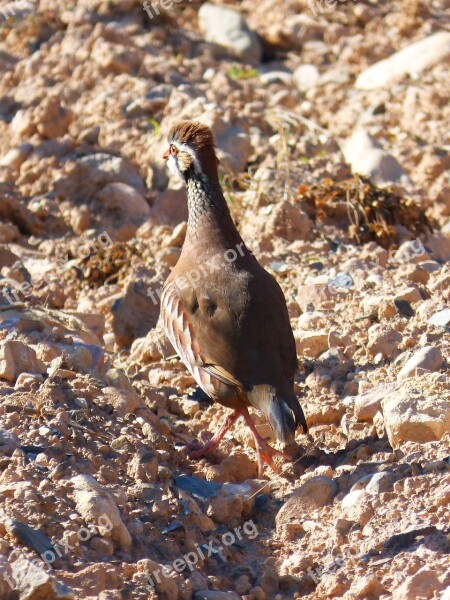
[267,394,308,445]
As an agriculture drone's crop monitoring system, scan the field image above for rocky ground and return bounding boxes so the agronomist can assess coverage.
[0,0,449,598]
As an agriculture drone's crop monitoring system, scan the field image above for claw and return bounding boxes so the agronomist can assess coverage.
[186,440,217,459]
[184,409,241,461]
[240,406,289,477]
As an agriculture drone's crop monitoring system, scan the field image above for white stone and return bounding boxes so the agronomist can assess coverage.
[72,474,132,550]
[354,382,397,422]
[199,3,262,63]
[355,32,450,90]
[342,130,411,186]
[97,182,150,221]
[382,383,450,447]
[0,143,33,170]
[0,341,46,382]
[293,64,320,91]
[397,346,443,381]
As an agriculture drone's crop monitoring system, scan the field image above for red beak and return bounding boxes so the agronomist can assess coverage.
[162,148,170,160]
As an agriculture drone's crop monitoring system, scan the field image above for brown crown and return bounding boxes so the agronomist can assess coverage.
[169,121,216,153]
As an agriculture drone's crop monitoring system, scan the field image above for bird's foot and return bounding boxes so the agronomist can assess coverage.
[239,406,291,477]
[184,409,242,460]
[185,439,218,459]
[254,436,290,477]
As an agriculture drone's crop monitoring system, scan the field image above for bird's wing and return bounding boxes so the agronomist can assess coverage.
[166,263,297,390]
[160,280,244,402]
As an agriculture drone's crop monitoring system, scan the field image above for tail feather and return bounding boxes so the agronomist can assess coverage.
[267,395,308,445]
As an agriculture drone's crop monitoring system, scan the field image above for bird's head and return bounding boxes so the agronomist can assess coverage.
[163,121,219,182]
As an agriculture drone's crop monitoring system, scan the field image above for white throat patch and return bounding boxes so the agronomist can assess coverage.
[167,153,182,179]
[167,141,203,179]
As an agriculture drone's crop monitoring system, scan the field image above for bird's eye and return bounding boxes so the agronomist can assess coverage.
[170,145,178,155]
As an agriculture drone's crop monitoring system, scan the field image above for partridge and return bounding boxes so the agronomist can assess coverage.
[161,121,308,476]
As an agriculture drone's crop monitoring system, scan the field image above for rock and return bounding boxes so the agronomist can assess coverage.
[394,240,428,263]
[0,340,46,382]
[71,475,132,551]
[198,3,262,63]
[367,325,402,358]
[0,246,20,269]
[258,69,293,85]
[296,284,339,312]
[10,558,74,599]
[49,341,104,373]
[0,223,19,244]
[54,153,145,204]
[163,222,187,248]
[0,429,19,455]
[136,558,182,598]
[91,39,143,74]
[4,518,54,556]
[419,261,441,274]
[240,202,312,251]
[265,202,312,243]
[342,130,411,186]
[194,592,240,600]
[175,474,223,501]
[147,185,188,226]
[293,64,320,91]
[216,125,251,175]
[425,234,450,262]
[69,312,105,340]
[341,489,373,526]
[111,268,162,347]
[365,472,395,495]
[294,330,328,358]
[382,377,450,447]
[334,518,354,535]
[428,308,450,328]
[355,32,450,90]
[422,460,448,473]
[397,346,443,380]
[0,143,33,170]
[97,183,150,222]
[129,324,174,364]
[328,273,354,291]
[11,559,75,600]
[442,587,450,600]
[392,567,442,600]
[127,449,158,483]
[35,96,72,139]
[276,476,337,538]
[0,557,15,599]
[100,386,142,417]
[341,488,365,510]
[353,382,396,421]
[208,480,267,525]
[294,476,338,506]
[201,451,257,483]
[351,576,387,598]
[297,311,327,330]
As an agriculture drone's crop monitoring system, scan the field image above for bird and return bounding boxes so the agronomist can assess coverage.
[160,120,308,476]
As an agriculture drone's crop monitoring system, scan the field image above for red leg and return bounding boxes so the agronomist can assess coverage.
[240,406,290,477]
[186,409,241,458]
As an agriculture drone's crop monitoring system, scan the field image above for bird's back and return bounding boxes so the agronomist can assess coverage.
[164,230,298,395]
